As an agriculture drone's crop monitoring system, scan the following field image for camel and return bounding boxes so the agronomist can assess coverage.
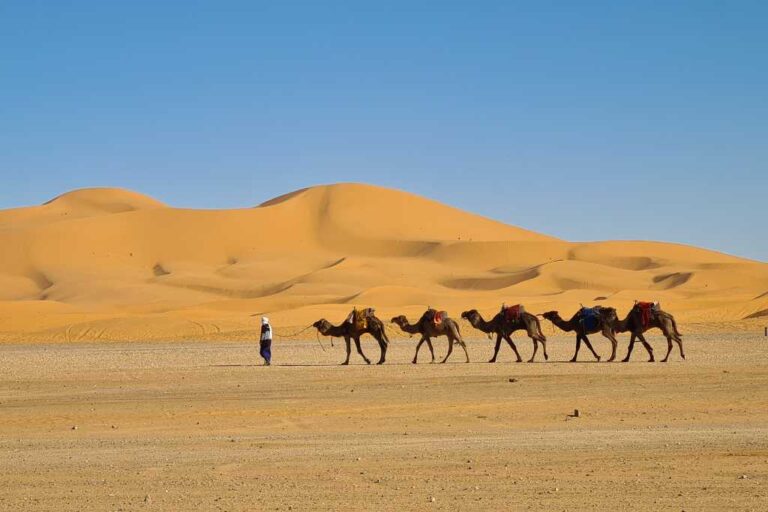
[615,303,684,362]
[541,307,620,362]
[312,309,389,365]
[390,309,469,364]
[461,309,548,362]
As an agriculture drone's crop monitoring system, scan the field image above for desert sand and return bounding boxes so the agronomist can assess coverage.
[1,184,767,510]
[1,334,766,510]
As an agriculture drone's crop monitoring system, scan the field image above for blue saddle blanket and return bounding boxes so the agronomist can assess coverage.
[579,307,600,331]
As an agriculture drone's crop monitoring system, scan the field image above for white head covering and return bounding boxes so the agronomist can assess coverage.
[262,316,269,325]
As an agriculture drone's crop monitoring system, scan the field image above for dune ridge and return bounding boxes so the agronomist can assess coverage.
[0,182,766,341]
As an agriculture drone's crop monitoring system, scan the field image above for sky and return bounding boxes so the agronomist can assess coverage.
[1,1,766,261]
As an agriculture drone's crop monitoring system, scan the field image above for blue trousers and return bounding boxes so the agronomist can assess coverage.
[260,339,272,363]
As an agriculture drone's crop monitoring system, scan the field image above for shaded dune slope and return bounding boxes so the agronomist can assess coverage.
[0,183,766,340]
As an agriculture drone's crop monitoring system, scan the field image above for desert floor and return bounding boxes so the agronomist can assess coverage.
[1,332,766,511]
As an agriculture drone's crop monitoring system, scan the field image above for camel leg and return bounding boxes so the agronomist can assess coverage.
[675,336,685,360]
[489,334,503,363]
[353,336,371,365]
[622,334,637,362]
[603,329,617,362]
[441,337,455,364]
[458,340,470,363]
[571,335,583,362]
[637,333,655,362]
[539,336,549,361]
[582,335,601,362]
[425,338,436,363]
[374,332,387,365]
[504,335,523,363]
[412,337,425,364]
[661,336,673,363]
[342,336,352,365]
[528,337,538,363]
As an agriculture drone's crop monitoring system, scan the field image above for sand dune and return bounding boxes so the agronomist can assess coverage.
[0,183,766,341]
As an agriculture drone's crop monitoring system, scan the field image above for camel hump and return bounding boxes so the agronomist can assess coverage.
[578,306,601,331]
[634,301,659,329]
[350,307,375,330]
[501,304,525,322]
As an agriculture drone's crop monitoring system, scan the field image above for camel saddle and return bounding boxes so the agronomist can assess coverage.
[502,304,524,322]
[423,308,447,327]
[635,302,658,329]
[579,306,601,331]
[350,307,374,330]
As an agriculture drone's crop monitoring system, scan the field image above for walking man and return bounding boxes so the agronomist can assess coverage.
[259,316,272,366]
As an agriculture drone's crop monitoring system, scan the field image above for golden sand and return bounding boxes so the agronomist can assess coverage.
[0,183,765,342]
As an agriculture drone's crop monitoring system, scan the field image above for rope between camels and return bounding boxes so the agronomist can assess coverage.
[459,317,494,343]
[383,322,403,339]
[535,314,557,336]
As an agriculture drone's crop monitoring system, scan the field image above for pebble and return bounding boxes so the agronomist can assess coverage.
[429,496,435,503]
[508,378,518,383]
[71,426,78,430]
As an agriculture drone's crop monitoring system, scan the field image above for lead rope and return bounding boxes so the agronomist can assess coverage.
[272,324,329,352]
[273,324,315,338]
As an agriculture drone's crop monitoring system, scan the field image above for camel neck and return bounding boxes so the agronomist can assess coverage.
[550,315,575,332]
[473,315,495,333]
[400,321,421,334]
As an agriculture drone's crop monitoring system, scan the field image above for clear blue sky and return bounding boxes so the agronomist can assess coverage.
[1,1,766,261]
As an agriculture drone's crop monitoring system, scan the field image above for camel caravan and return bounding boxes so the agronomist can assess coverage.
[310,301,684,365]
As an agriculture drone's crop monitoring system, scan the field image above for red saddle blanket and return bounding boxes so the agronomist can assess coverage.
[433,311,445,325]
[636,302,655,328]
[503,304,524,322]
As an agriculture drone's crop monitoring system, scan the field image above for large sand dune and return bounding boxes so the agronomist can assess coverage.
[0,183,766,341]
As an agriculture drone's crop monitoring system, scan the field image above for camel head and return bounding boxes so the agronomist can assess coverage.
[541,311,559,322]
[312,319,332,333]
[390,315,408,327]
[461,309,480,324]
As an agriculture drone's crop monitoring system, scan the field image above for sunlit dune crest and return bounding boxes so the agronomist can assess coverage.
[0,183,766,341]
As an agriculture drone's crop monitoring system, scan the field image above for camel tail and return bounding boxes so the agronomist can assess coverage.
[382,326,391,345]
[374,320,390,345]
[533,315,547,341]
[671,316,682,337]
[452,319,464,341]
